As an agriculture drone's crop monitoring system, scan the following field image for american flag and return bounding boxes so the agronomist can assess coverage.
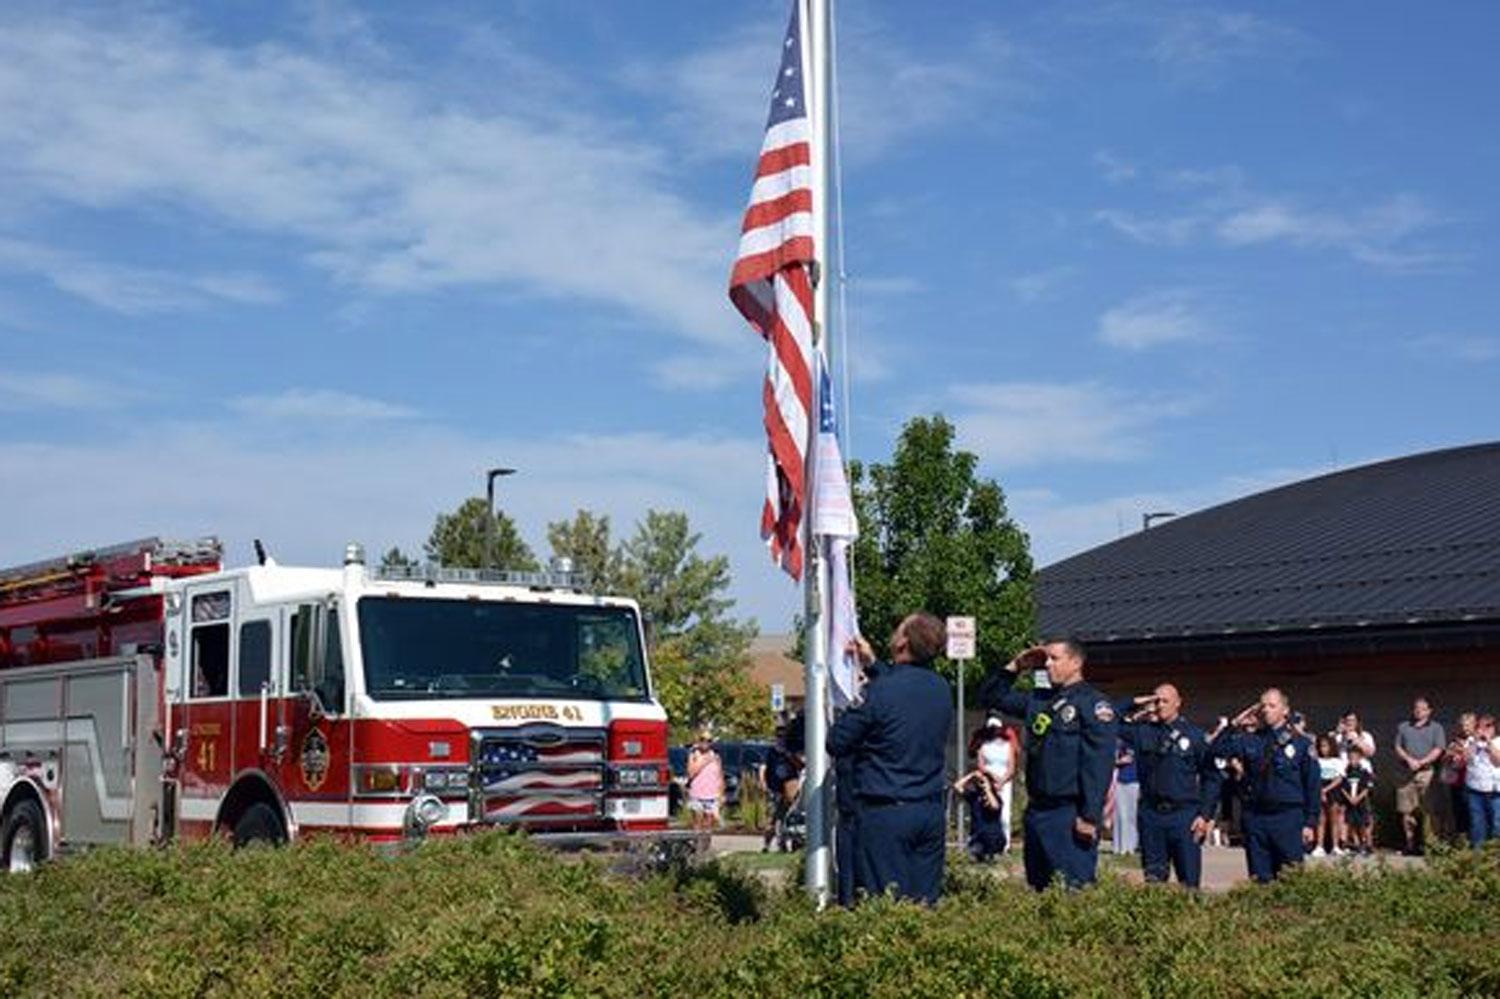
[729,2,816,582]
[479,739,604,819]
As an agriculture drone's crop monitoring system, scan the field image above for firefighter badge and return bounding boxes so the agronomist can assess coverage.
[301,728,331,790]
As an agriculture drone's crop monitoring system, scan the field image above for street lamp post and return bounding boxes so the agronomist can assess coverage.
[485,467,516,571]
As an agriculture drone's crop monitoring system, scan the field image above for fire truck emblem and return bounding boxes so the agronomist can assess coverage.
[301,728,331,790]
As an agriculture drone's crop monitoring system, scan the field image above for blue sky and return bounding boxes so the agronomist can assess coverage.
[1,1,1496,631]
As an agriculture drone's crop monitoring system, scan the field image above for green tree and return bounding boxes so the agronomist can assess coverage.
[616,511,734,644]
[424,496,538,571]
[546,509,623,593]
[378,546,417,570]
[614,510,768,739]
[849,415,1034,689]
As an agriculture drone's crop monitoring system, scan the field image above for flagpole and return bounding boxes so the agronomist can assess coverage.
[801,0,833,907]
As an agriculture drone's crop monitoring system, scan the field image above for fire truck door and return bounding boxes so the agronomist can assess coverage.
[278,601,351,831]
[233,615,275,778]
[175,586,237,834]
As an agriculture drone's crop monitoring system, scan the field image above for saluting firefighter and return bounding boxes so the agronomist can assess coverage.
[1211,687,1320,883]
[981,639,1117,890]
[1115,684,1222,888]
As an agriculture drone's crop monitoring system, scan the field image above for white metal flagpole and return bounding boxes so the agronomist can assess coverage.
[800,0,833,906]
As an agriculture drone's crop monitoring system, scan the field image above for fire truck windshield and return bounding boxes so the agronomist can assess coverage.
[356,597,650,701]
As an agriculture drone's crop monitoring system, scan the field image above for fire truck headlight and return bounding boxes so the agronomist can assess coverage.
[407,794,447,832]
[611,765,662,789]
[423,767,469,793]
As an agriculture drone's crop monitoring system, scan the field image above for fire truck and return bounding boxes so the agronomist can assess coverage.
[0,537,689,870]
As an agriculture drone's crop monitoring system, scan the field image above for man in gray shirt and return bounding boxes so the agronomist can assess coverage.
[1394,697,1446,855]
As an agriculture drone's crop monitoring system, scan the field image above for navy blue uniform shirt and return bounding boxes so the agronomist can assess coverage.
[828,661,952,802]
[1116,709,1222,820]
[1211,724,1320,828]
[982,670,1118,824]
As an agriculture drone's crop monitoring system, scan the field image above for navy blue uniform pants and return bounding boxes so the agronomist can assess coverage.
[855,800,945,904]
[1242,808,1305,882]
[1023,801,1098,890]
[1138,804,1202,887]
[835,813,859,907]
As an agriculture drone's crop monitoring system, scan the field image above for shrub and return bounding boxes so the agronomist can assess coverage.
[0,834,1497,996]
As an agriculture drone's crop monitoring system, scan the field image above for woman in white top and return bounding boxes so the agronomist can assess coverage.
[1463,714,1500,848]
[976,717,1016,853]
[1331,712,1376,771]
[1314,734,1346,856]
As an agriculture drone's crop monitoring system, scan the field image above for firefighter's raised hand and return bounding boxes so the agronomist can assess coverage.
[846,634,875,667]
[1006,645,1046,673]
[1232,702,1260,727]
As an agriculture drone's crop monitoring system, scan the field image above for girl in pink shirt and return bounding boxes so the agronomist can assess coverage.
[687,731,724,831]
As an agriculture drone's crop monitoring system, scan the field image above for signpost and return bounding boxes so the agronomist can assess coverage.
[946,616,976,844]
[770,682,786,714]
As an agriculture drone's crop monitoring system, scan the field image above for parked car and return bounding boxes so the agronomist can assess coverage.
[718,740,772,810]
[667,746,688,816]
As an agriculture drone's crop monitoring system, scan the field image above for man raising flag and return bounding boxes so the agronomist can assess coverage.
[731,0,849,904]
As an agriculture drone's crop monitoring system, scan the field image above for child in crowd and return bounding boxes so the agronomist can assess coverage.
[1315,734,1345,856]
[954,767,1007,862]
[1340,745,1375,854]
[686,730,724,833]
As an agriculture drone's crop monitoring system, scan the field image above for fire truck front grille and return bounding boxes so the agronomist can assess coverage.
[470,725,607,825]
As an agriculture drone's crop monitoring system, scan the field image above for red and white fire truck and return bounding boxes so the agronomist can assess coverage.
[0,537,688,870]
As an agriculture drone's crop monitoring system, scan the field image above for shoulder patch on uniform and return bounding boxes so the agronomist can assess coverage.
[1094,700,1116,722]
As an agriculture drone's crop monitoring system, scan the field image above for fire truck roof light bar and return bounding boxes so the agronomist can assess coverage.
[370,565,586,591]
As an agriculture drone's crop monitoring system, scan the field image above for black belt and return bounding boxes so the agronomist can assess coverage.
[1028,794,1079,810]
[1249,801,1302,815]
[858,794,942,809]
[1145,798,1196,812]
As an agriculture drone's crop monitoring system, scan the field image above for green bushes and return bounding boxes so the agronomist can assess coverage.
[1,835,1497,997]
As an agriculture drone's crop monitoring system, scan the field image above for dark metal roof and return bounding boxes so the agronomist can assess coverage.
[1037,442,1500,644]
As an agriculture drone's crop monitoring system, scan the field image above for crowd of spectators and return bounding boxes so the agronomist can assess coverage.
[1078,697,1500,856]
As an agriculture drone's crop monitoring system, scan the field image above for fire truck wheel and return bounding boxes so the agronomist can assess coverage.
[232,802,287,848]
[2,799,48,873]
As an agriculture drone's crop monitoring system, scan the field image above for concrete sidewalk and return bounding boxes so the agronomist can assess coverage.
[708,833,1423,892]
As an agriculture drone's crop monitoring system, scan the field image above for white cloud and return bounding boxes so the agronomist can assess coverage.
[1216,194,1452,271]
[0,419,796,628]
[0,9,737,343]
[1093,209,1202,246]
[1009,266,1074,304]
[0,236,279,314]
[1147,10,1309,75]
[947,381,1200,466]
[226,389,420,422]
[1013,462,1327,568]
[631,13,1028,165]
[1409,334,1500,363]
[1080,5,1311,85]
[1096,166,1453,272]
[0,370,133,410]
[1093,150,1137,184]
[1098,290,1215,350]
